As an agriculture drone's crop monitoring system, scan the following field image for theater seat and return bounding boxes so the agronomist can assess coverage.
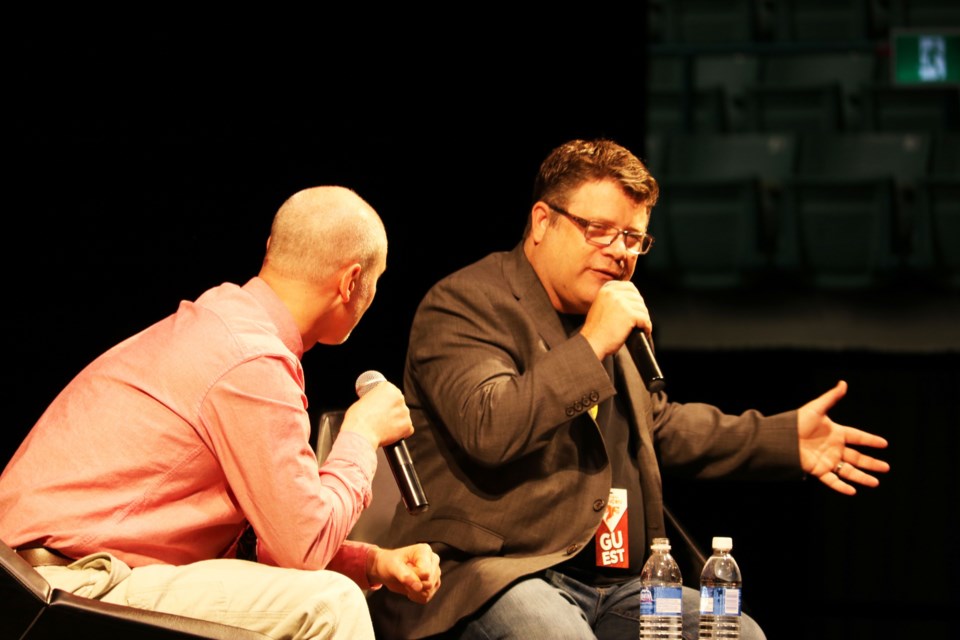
[651,132,798,288]
[777,131,932,288]
[315,409,399,545]
[0,540,271,639]
[915,132,960,288]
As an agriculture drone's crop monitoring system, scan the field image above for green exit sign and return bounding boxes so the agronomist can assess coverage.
[892,29,960,85]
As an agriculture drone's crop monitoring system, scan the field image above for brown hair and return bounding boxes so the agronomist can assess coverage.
[532,138,659,210]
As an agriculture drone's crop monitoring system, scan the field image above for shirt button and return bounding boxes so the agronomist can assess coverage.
[566,406,576,417]
[593,499,606,511]
[590,391,600,403]
[565,544,581,555]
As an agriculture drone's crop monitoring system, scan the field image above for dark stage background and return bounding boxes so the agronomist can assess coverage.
[6,20,958,640]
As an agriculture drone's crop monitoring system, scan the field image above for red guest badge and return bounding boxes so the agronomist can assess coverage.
[596,487,628,568]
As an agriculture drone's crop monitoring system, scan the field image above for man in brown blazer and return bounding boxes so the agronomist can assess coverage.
[368,139,890,639]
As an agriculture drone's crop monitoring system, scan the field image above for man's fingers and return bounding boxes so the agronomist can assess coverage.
[806,380,848,416]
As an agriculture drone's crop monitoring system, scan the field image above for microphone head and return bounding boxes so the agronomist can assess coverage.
[355,370,387,397]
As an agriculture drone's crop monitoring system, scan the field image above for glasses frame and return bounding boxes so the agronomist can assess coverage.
[543,201,655,256]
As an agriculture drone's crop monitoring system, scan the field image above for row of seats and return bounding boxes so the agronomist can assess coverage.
[639,131,959,290]
[648,0,959,45]
[648,51,960,133]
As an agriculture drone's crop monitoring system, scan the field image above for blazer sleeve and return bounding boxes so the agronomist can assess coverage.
[405,263,616,466]
[651,391,802,480]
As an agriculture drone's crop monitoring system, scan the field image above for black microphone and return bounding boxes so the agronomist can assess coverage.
[355,370,429,515]
[627,329,666,393]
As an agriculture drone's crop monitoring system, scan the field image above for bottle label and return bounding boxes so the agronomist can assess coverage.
[639,585,683,616]
[699,586,742,616]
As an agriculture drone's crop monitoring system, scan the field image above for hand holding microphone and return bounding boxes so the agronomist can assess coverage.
[583,281,666,392]
[354,371,429,515]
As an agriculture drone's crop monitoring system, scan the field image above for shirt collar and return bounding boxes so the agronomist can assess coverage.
[242,277,304,358]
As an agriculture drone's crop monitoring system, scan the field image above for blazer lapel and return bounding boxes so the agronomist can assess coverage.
[616,347,666,537]
[503,242,569,350]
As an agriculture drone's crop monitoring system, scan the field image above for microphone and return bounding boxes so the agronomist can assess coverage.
[627,329,666,393]
[355,370,429,515]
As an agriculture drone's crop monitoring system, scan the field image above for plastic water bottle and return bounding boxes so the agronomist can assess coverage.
[639,537,683,639]
[698,536,742,639]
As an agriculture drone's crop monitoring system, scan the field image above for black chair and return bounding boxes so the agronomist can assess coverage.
[914,132,960,288]
[647,55,728,134]
[777,131,933,288]
[865,85,960,132]
[1,540,270,639]
[647,53,761,135]
[649,0,772,44]
[696,54,762,133]
[771,0,875,42]
[746,52,877,133]
[888,0,960,29]
[315,409,399,545]
[650,132,799,289]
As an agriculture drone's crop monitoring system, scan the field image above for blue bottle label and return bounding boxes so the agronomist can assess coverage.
[639,585,683,615]
[699,586,742,616]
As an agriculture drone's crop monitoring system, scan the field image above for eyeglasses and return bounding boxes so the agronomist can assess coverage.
[543,202,655,256]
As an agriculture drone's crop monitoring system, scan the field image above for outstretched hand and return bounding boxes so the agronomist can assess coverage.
[367,543,441,604]
[797,380,890,495]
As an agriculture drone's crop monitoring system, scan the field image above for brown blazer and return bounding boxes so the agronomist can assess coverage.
[369,243,799,639]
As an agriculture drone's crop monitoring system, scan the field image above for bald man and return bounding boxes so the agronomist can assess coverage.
[0,186,440,639]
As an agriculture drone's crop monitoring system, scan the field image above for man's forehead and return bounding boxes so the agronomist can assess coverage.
[566,186,649,221]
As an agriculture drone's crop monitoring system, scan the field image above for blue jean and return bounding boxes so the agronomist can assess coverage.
[457,570,766,640]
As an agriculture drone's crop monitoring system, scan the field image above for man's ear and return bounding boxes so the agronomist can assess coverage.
[338,263,363,302]
[530,202,552,243]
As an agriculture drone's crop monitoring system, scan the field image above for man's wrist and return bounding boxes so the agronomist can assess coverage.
[365,545,384,590]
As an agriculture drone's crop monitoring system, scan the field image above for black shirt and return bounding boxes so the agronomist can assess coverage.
[554,316,646,585]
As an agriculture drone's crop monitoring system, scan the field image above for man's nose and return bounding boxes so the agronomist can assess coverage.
[603,232,631,259]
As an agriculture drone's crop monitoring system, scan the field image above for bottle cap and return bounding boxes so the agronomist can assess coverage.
[651,537,671,551]
[712,536,733,551]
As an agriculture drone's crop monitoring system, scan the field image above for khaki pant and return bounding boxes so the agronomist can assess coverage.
[37,553,374,640]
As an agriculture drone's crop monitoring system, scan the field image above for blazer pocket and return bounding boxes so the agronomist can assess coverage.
[430,516,504,555]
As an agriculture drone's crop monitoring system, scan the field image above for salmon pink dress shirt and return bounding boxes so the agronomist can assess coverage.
[0,277,378,587]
